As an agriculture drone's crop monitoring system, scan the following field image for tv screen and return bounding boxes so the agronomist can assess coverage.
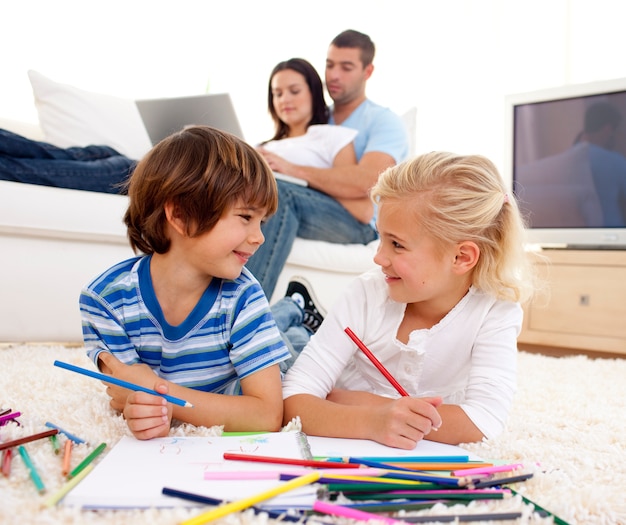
[505,78,626,249]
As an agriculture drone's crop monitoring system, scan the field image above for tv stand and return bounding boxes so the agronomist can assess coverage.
[519,249,626,356]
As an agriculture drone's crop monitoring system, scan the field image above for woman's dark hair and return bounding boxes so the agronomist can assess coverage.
[123,125,277,255]
[266,58,329,141]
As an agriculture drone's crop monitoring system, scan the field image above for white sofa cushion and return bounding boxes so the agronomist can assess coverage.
[28,70,152,160]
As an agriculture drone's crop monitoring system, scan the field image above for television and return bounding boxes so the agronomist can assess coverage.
[504,77,626,249]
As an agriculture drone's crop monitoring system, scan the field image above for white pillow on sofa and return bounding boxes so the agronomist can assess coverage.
[28,70,152,160]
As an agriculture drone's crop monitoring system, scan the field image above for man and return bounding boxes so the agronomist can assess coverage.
[247,29,409,311]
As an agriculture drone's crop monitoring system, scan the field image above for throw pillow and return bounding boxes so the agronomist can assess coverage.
[28,70,152,160]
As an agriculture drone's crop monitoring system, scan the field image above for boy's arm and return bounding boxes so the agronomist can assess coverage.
[100,352,284,435]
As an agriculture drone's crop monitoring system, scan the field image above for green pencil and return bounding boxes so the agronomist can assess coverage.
[49,433,61,454]
[18,445,45,493]
[510,489,571,525]
[68,442,106,479]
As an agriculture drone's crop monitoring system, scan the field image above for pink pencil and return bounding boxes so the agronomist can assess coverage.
[314,500,405,525]
[204,467,384,480]
[0,411,21,425]
[344,327,409,397]
[452,462,524,477]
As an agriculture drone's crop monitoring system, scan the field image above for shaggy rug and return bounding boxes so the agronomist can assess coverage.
[0,344,624,525]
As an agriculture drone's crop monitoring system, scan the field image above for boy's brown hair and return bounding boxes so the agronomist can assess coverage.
[123,125,277,255]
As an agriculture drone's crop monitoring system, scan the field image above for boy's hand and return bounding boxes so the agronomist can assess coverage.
[371,396,443,449]
[122,382,173,440]
[97,352,159,410]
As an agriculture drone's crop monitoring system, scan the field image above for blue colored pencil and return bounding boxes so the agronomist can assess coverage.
[324,455,470,463]
[54,360,193,408]
[44,422,86,444]
[344,457,467,487]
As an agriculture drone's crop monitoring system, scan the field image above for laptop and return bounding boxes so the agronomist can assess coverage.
[135,93,245,145]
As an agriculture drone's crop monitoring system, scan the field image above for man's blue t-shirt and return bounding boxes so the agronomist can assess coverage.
[329,99,409,163]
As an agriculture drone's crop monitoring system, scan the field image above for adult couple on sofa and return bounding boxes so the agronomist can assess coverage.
[0,29,411,342]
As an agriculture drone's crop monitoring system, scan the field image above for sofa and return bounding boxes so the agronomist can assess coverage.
[0,117,380,343]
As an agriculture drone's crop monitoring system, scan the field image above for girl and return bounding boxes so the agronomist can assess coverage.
[80,125,291,440]
[282,151,535,447]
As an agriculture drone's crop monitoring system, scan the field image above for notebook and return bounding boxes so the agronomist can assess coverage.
[135,93,245,145]
[63,431,315,510]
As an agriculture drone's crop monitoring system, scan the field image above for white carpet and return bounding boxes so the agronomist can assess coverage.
[0,344,625,525]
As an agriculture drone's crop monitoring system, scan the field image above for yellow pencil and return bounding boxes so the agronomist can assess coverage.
[43,463,94,507]
[180,471,321,525]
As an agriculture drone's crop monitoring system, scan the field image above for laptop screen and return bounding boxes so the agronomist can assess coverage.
[135,93,245,145]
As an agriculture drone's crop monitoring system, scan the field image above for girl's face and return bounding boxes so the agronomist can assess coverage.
[373,198,459,308]
[271,69,313,136]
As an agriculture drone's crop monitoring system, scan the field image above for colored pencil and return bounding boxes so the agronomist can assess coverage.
[18,445,45,493]
[223,452,361,469]
[49,433,61,454]
[471,472,533,488]
[382,462,492,471]
[62,439,73,476]
[324,455,470,463]
[67,442,106,479]
[204,467,383,480]
[452,462,523,477]
[509,489,571,525]
[0,411,21,425]
[339,489,509,501]
[281,472,432,486]
[44,422,86,444]
[345,457,467,486]
[325,482,442,493]
[54,360,194,408]
[180,471,321,525]
[344,327,409,396]
[44,463,94,507]
[0,428,59,451]
[401,511,524,523]
[162,487,329,524]
[1,448,12,477]
[313,500,405,525]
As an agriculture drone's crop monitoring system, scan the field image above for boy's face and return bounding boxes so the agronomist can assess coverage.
[183,200,269,281]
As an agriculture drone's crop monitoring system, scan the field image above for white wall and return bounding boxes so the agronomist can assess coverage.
[2,0,626,175]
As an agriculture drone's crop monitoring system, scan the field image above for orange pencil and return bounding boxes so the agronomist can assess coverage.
[62,439,72,476]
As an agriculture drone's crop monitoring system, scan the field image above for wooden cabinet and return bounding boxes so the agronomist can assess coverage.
[519,249,626,356]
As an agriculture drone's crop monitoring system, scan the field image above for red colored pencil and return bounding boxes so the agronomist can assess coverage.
[0,428,59,451]
[1,448,12,477]
[344,327,409,397]
[223,452,361,469]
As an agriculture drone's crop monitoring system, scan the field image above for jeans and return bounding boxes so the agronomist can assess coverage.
[0,128,135,194]
[271,297,311,373]
[246,180,378,298]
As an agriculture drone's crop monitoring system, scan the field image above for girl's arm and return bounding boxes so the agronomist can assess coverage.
[283,391,442,450]
[326,389,484,445]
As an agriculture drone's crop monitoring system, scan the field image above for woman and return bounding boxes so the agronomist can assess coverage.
[256,57,358,180]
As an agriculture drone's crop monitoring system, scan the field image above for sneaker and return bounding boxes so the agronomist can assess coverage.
[285,276,326,333]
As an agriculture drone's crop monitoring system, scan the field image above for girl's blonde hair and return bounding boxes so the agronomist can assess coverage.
[371,151,535,303]
[124,125,277,255]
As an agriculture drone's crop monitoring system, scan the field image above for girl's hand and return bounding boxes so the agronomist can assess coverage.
[122,382,173,440]
[370,396,443,449]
